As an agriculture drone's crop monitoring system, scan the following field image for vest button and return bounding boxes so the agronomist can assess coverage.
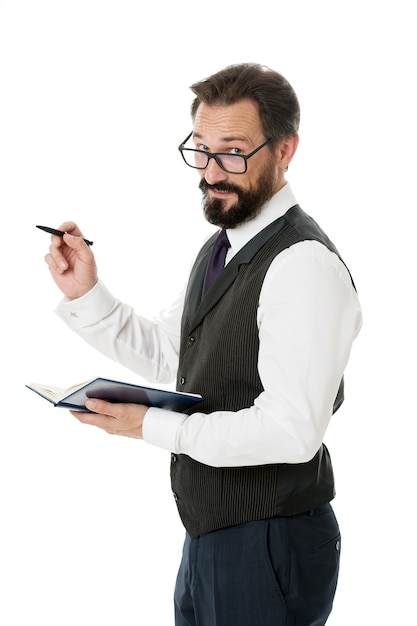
[171,453,177,463]
[179,377,186,386]
[188,336,195,345]
[172,491,179,502]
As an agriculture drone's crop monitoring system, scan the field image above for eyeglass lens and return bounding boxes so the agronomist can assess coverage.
[183,150,246,173]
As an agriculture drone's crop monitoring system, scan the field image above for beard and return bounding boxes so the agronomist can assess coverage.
[199,160,277,229]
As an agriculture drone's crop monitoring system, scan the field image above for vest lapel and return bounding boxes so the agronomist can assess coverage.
[187,211,296,333]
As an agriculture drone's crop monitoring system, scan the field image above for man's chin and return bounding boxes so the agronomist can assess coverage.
[203,200,259,229]
[203,199,232,227]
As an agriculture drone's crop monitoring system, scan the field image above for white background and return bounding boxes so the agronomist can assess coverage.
[0,1,415,624]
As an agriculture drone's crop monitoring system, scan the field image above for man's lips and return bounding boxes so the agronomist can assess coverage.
[208,185,239,198]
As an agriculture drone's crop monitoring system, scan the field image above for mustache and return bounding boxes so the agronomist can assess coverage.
[199,179,242,195]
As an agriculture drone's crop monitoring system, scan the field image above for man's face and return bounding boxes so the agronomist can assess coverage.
[192,100,284,229]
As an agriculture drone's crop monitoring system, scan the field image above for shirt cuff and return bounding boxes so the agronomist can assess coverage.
[142,407,185,452]
[54,280,117,331]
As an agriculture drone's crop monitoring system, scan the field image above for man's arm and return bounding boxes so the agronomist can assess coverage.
[55,279,184,384]
[143,241,362,466]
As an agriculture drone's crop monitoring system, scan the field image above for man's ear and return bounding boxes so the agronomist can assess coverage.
[276,134,299,169]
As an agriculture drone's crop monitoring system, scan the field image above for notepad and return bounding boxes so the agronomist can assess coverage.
[26,377,203,412]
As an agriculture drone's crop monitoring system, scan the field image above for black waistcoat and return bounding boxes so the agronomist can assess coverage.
[171,205,354,538]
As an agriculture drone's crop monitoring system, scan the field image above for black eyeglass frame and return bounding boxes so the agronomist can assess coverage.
[178,132,273,174]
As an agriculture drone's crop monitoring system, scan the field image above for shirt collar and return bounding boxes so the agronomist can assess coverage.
[225,182,297,260]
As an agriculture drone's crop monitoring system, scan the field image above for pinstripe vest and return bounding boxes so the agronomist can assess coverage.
[171,205,353,538]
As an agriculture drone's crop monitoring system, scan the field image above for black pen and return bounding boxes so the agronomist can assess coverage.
[36,225,93,246]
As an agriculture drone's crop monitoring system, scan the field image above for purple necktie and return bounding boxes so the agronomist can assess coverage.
[202,229,230,296]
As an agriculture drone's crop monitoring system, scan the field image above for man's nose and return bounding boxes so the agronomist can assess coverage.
[204,157,229,185]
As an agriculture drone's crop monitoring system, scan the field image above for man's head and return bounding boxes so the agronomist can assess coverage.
[180,63,300,229]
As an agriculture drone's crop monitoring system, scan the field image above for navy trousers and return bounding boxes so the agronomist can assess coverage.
[174,504,340,626]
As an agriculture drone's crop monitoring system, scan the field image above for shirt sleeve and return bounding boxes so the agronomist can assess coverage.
[55,279,184,384]
[143,241,362,466]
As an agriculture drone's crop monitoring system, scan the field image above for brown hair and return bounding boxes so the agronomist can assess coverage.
[190,63,300,146]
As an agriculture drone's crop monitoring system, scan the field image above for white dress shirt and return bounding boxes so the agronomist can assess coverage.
[56,183,362,467]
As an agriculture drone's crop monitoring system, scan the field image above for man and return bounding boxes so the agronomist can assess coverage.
[44,63,362,625]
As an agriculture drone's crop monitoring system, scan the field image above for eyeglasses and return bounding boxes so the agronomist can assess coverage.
[178,132,273,174]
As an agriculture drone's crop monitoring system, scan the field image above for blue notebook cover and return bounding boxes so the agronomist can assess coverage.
[26,377,203,413]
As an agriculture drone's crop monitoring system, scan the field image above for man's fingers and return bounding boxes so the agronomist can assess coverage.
[70,400,146,439]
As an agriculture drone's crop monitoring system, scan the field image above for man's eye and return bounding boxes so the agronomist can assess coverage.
[197,144,209,152]
[230,147,242,155]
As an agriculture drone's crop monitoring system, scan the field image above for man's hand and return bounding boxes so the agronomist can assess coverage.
[44,221,98,300]
[70,399,149,438]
